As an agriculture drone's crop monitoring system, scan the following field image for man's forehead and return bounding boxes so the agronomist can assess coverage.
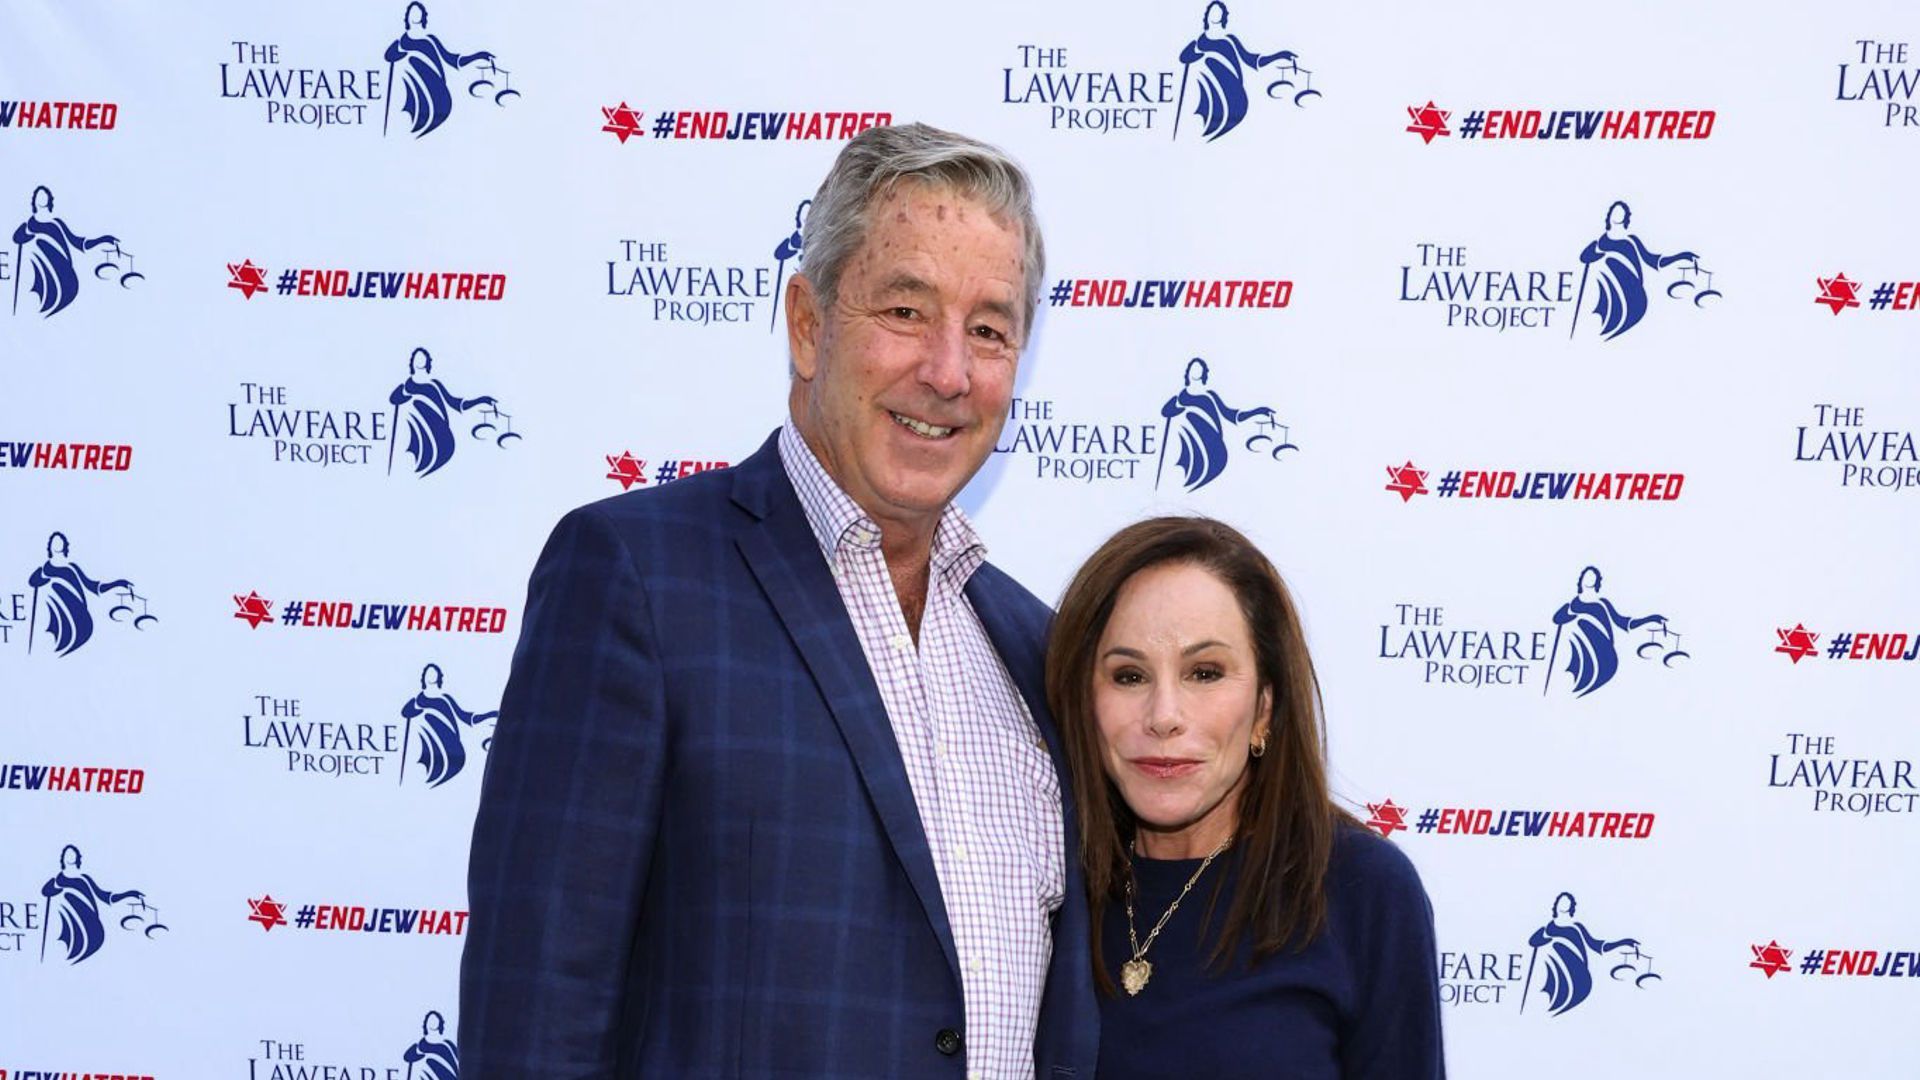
[867,182,1019,239]
[854,199,1021,280]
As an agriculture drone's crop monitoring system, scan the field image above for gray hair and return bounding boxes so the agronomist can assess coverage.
[799,122,1046,338]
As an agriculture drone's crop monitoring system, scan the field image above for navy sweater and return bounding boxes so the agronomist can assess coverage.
[1097,824,1445,1079]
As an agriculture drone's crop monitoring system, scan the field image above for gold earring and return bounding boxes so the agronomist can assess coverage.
[1251,733,1268,758]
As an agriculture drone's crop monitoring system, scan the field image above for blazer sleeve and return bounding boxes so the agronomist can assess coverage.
[460,504,670,1078]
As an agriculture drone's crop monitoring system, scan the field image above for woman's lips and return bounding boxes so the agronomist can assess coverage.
[1130,758,1201,780]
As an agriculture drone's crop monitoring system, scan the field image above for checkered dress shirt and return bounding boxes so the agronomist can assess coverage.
[779,420,1066,1080]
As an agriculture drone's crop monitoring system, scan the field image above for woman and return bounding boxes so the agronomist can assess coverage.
[1046,516,1443,1078]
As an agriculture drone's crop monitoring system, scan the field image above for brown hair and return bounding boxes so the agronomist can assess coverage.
[1046,516,1349,993]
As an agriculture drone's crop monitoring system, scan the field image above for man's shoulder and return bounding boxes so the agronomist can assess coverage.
[547,463,747,561]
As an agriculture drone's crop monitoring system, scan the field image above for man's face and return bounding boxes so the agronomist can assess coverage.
[787,183,1026,535]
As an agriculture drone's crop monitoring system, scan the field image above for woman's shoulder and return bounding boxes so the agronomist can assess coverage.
[1317,821,1439,982]
[1325,819,1431,917]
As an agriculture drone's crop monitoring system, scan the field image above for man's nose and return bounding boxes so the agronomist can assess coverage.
[917,321,971,399]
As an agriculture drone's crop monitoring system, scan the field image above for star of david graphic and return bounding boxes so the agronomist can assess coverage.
[1405,102,1451,144]
[1750,940,1792,979]
[233,591,274,629]
[1774,624,1819,664]
[1365,799,1407,837]
[227,260,268,300]
[1815,273,1860,315]
[601,103,644,144]
[1384,461,1429,502]
[605,451,647,490]
[249,895,289,932]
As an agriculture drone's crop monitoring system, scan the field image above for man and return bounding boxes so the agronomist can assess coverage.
[460,123,1098,1078]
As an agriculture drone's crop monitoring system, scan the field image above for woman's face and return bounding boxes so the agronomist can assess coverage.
[1092,561,1270,857]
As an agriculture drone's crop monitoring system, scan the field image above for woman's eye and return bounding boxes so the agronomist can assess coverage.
[1190,666,1223,682]
[1111,668,1145,686]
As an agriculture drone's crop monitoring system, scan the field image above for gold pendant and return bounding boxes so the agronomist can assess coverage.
[1121,958,1152,996]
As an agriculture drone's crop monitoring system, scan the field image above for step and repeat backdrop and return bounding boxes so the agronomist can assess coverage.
[3,0,1917,1076]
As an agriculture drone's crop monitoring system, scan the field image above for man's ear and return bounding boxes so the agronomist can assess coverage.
[787,273,821,381]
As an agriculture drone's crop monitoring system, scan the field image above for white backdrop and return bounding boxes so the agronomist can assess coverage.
[3,1,1917,1076]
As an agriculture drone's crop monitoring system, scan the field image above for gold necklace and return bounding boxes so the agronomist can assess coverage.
[1121,836,1232,996]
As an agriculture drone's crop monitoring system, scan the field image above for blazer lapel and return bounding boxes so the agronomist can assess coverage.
[730,436,961,986]
[967,572,1069,785]
[970,570,1103,1073]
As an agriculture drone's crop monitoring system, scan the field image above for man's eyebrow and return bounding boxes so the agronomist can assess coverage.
[975,296,1018,325]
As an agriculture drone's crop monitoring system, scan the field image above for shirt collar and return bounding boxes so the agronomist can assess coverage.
[777,418,987,579]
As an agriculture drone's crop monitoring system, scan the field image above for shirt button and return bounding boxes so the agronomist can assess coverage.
[969,956,983,973]
[889,633,912,652]
[952,844,968,862]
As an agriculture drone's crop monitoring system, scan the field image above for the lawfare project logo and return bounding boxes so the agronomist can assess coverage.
[249,1010,460,1079]
[242,663,498,787]
[220,3,518,136]
[1002,2,1319,138]
[605,197,814,328]
[7,185,143,319]
[1836,39,1919,130]
[225,347,519,474]
[1,531,159,656]
[1768,732,1915,819]
[1399,199,1720,337]
[27,844,168,965]
[995,356,1296,490]
[1441,892,1659,1014]
[1379,566,1687,695]
[1793,403,1917,492]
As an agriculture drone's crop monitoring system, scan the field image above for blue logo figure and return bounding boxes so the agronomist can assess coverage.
[388,347,518,477]
[39,844,167,965]
[1520,891,1659,1016]
[382,2,516,139]
[1155,357,1294,492]
[11,185,141,318]
[1174,1,1317,143]
[402,1009,460,1079]
[400,663,498,788]
[769,198,811,332]
[1571,200,1720,341]
[27,531,157,657]
[1543,565,1687,698]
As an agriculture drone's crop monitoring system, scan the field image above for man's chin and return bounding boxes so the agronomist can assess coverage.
[867,471,973,520]
[876,484,963,518]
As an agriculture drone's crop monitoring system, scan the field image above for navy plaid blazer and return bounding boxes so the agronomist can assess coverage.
[460,431,1099,1078]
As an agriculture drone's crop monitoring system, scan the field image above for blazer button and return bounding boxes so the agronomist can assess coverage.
[934,1028,963,1056]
